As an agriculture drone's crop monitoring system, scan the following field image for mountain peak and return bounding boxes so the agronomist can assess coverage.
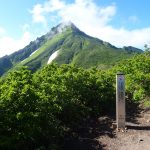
[58,21,77,29]
[45,22,79,39]
[56,21,77,32]
[59,21,75,27]
[0,22,143,76]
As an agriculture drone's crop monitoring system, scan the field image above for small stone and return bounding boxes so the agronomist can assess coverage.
[144,114,150,120]
[112,123,117,129]
[117,128,120,132]
[139,139,144,142]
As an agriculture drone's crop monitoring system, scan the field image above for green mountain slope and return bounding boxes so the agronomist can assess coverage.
[0,22,143,75]
[0,55,13,75]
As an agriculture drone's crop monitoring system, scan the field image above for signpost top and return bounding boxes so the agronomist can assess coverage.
[117,72,124,75]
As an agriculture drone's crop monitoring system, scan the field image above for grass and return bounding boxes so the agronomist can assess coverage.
[21,30,72,66]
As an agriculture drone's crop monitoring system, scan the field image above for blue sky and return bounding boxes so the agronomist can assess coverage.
[0,0,150,57]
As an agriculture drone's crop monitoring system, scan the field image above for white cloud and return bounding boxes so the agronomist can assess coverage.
[0,31,32,57]
[31,0,150,49]
[44,0,65,12]
[58,1,116,27]
[31,4,47,25]
[94,26,150,48]
[30,0,65,25]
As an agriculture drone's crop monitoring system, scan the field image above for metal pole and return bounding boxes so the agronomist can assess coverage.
[116,72,125,130]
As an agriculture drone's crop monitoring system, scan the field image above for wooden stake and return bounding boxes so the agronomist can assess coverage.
[116,72,125,130]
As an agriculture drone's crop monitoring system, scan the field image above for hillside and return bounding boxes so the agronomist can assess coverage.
[0,22,143,76]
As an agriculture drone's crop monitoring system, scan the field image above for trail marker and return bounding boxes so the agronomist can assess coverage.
[116,72,125,130]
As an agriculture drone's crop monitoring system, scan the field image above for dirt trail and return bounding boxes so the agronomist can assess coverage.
[98,110,150,150]
[62,110,150,150]
[99,125,150,150]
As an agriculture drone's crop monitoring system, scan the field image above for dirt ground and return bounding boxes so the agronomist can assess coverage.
[62,109,150,150]
[98,111,150,150]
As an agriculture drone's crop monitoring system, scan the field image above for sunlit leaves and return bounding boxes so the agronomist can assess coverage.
[0,51,149,149]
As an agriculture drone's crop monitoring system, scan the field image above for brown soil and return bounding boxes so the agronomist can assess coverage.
[62,109,150,150]
[99,110,150,150]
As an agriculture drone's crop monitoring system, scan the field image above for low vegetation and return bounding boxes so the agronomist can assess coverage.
[0,51,149,149]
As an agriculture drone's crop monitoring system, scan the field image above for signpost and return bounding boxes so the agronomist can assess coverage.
[116,72,125,130]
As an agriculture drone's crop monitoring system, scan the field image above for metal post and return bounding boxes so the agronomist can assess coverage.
[116,72,125,130]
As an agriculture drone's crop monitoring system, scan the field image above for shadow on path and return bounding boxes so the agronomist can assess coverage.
[126,98,142,124]
[62,116,116,150]
[62,100,149,150]
[127,125,150,131]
